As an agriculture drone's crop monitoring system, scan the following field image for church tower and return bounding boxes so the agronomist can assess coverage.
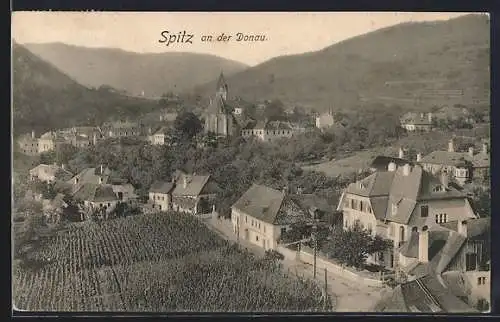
[216,72,228,102]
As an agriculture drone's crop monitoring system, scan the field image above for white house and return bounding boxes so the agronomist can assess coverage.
[231,184,308,250]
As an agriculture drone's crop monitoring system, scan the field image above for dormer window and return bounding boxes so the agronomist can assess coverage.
[432,185,444,192]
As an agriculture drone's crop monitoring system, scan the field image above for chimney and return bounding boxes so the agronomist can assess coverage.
[448,139,455,152]
[399,147,405,159]
[183,176,188,189]
[428,112,433,123]
[458,220,468,237]
[74,177,79,185]
[468,147,474,158]
[31,130,35,139]
[160,115,164,122]
[98,176,103,184]
[482,142,489,154]
[61,164,65,170]
[440,171,449,189]
[93,133,98,145]
[416,153,422,162]
[148,127,152,135]
[418,226,429,263]
[100,164,104,175]
[403,163,411,176]
[388,162,397,172]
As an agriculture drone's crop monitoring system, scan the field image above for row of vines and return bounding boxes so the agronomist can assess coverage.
[13,213,327,312]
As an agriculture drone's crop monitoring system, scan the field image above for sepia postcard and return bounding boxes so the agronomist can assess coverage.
[11,11,491,314]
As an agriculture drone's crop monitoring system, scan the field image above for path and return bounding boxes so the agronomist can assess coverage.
[204,217,388,312]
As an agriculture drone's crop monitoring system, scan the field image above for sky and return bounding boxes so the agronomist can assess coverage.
[12,12,475,66]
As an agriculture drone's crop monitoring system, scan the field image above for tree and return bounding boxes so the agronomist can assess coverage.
[469,187,491,217]
[174,111,202,141]
[322,223,392,270]
[263,99,286,121]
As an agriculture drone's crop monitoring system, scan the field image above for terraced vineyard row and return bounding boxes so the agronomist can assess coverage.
[13,213,327,312]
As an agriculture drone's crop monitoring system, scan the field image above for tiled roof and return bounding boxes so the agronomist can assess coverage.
[472,152,490,168]
[290,193,332,214]
[30,164,73,181]
[439,218,490,240]
[72,183,117,202]
[399,275,476,313]
[150,181,175,194]
[232,184,285,224]
[232,184,308,225]
[68,166,112,186]
[172,174,211,197]
[344,165,468,225]
[370,156,413,171]
[419,151,471,166]
[153,126,170,135]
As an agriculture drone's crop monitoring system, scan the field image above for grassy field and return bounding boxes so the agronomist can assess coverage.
[13,213,328,312]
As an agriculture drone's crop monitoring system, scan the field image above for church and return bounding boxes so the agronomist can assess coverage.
[204,72,240,137]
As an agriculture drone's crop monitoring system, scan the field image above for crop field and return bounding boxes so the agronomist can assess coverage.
[13,213,328,312]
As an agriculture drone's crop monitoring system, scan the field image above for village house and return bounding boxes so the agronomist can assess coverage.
[170,170,219,215]
[337,162,478,270]
[29,163,73,184]
[38,131,65,154]
[204,72,240,137]
[400,112,433,132]
[101,120,142,138]
[369,148,413,172]
[231,184,309,250]
[17,130,39,155]
[65,127,102,148]
[241,120,303,142]
[67,165,136,216]
[147,126,171,146]
[315,110,335,130]
[147,181,175,212]
[418,139,490,185]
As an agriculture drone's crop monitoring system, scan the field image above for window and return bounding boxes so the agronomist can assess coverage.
[421,205,429,217]
[412,226,418,232]
[245,216,247,223]
[466,253,477,271]
[368,205,372,214]
[399,226,405,243]
[256,235,259,242]
[159,205,162,210]
[281,227,286,235]
[478,277,487,285]
[258,222,261,229]
[264,226,266,233]
[360,201,364,212]
[350,199,354,209]
[108,203,111,207]
[435,214,439,223]
[367,223,372,232]
[436,213,448,224]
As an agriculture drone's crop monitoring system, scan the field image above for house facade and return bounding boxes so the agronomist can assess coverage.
[148,181,175,211]
[337,162,478,270]
[17,131,39,155]
[241,120,301,142]
[315,111,335,130]
[231,184,308,250]
[148,126,170,145]
[419,139,490,185]
[400,112,433,132]
[101,121,142,138]
[170,172,219,215]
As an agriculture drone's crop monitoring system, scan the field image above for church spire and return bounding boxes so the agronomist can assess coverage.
[216,71,228,101]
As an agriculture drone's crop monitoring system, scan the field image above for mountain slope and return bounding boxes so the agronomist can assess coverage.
[23,43,248,98]
[194,14,490,112]
[12,43,161,136]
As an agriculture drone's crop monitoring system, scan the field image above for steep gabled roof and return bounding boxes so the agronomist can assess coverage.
[172,174,212,197]
[420,151,471,166]
[149,181,175,194]
[232,184,285,224]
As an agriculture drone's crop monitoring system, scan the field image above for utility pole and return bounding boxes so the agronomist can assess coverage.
[312,214,319,279]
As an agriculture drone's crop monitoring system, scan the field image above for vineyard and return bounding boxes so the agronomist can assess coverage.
[13,213,328,312]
